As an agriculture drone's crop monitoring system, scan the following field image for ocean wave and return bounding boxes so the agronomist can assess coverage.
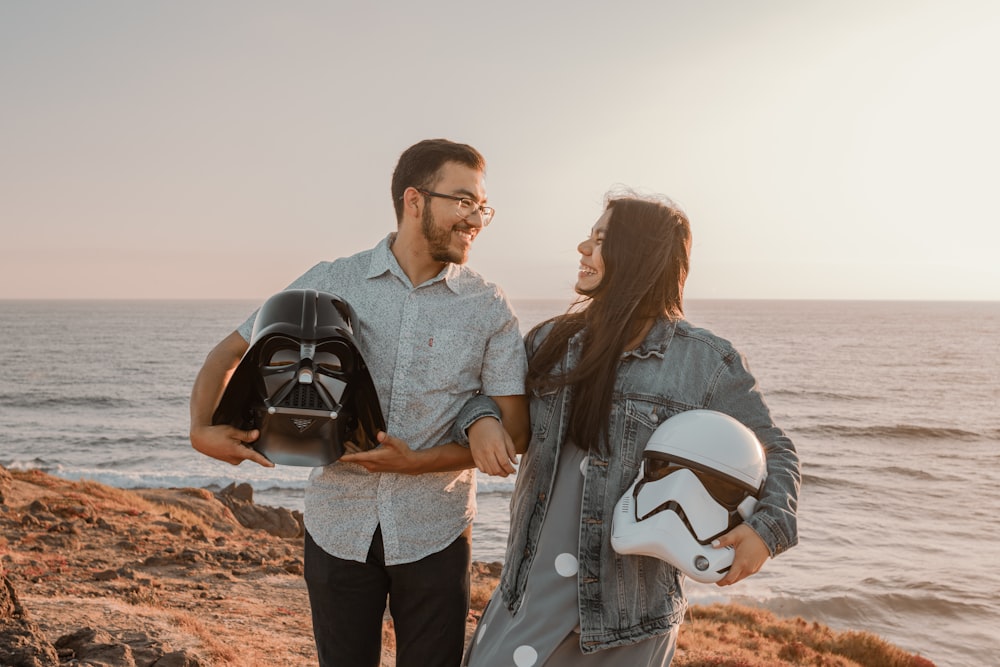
[754,588,994,627]
[859,576,966,598]
[475,474,517,495]
[94,454,167,469]
[0,456,55,472]
[795,423,983,441]
[42,467,310,494]
[768,389,881,402]
[83,434,180,447]
[0,393,135,409]
[43,435,189,459]
[799,470,868,491]
[878,465,936,481]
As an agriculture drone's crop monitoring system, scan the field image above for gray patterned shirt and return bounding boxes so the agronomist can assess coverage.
[237,234,527,564]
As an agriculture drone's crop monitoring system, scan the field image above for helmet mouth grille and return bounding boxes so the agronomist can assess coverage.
[278,383,331,411]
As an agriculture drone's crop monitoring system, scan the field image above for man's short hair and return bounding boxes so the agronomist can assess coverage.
[391,139,486,222]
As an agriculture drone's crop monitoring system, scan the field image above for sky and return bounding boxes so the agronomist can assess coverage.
[2,1,998,302]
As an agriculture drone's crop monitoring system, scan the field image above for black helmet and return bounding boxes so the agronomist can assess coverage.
[213,289,386,466]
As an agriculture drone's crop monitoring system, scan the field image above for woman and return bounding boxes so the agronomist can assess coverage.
[463,192,800,666]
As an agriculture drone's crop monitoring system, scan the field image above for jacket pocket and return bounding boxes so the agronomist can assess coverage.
[620,398,682,470]
[529,387,558,440]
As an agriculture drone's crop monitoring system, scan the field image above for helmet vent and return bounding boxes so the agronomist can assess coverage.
[280,384,328,410]
[291,418,314,432]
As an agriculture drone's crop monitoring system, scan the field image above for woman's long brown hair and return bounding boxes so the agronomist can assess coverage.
[525,194,692,455]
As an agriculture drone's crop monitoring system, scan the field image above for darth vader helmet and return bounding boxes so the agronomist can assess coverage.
[212,289,385,467]
[611,410,767,583]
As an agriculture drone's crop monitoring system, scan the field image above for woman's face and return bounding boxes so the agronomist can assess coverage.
[576,209,611,293]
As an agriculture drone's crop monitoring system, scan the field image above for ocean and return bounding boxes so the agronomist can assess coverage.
[1,298,997,667]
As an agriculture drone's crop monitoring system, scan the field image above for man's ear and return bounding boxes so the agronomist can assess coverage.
[402,186,423,214]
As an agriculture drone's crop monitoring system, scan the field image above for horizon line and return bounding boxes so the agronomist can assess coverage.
[2,296,998,304]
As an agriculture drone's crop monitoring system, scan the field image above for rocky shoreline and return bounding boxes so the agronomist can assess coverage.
[0,465,934,666]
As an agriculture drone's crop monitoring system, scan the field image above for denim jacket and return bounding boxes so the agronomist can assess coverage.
[461,316,800,653]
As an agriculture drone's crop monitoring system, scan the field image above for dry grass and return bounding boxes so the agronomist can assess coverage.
[168,609,260,666]
[470,577,495,611]
[675,603,935,667]
[75,479,161,512]
[9,469,61,489]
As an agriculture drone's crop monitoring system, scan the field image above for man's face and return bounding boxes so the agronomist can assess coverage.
[419,162,488,265]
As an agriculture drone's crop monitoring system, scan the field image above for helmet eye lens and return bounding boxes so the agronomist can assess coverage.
[267,348,298,367]
[261,339,347,372]
[643,457,749,509]
[644,459,681,482]
[704,477,749,508]
[314,351,342,372]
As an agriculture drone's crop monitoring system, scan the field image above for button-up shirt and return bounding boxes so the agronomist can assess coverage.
[237,234,527,564]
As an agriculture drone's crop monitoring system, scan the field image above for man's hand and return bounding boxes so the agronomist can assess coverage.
[713,523,770,586]
[340,432,425,474]
[190,424,273,467]
[467,417,517,477]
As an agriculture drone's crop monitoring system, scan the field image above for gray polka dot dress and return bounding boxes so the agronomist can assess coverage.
[465,443,677,667]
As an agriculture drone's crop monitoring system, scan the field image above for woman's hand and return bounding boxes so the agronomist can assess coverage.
[467,417,518,477]
[713,523,770,586]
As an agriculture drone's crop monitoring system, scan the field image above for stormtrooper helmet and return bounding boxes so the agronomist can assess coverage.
[213,289,385,467]
[611,409,767,583]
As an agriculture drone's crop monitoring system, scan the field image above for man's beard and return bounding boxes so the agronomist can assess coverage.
[421,207,470,265]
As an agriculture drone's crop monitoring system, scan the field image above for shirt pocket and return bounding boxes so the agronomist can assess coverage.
[409,328,484,395]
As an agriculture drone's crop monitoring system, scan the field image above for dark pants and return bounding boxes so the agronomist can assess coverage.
[304,525,472,667]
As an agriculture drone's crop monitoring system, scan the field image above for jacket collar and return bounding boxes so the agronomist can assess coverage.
[564,315,679,361]
[622,316,678,360]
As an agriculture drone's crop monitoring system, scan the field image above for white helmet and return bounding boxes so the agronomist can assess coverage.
[611,410,767,583]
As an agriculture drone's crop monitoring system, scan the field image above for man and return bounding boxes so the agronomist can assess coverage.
[190,138,529,667]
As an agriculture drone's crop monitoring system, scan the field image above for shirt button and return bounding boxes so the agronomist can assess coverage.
[538,492,546,501]
[650,411,659,423]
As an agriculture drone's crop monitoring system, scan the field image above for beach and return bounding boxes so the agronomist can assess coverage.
[1,464,935,667]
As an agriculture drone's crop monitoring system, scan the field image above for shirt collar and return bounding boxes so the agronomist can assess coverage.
[366,233,464,294]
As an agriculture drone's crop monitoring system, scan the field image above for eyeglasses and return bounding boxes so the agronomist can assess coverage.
[417,189,495,226]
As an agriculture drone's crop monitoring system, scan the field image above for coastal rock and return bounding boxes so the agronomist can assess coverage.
[53,626,204,667]
[214,482,304,538]
[0,464,11,505]
[54,628,132,664]
[151,651,203,667]
[133,487,242,534]
[0,573,60,667]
